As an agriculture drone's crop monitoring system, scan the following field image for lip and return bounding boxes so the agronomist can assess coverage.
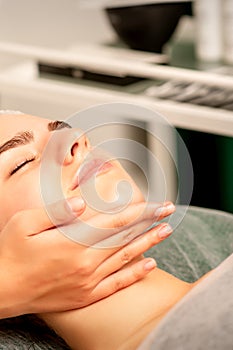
[70,159,114,190]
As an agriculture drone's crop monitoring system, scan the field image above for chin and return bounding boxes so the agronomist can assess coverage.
[67,163,145,221]
[79,171,145,221]
[78,187,144,225]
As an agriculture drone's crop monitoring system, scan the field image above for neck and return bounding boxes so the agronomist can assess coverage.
[41,266,193,350]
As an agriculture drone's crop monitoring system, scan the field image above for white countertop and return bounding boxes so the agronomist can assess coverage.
[0,53,232,137]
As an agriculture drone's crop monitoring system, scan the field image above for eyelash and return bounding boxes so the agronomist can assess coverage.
[10,157,36,176]
[8,124,71,176]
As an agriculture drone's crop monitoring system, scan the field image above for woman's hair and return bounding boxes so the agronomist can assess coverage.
[0,315,70,350]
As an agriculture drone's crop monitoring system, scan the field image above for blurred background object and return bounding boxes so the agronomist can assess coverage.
[105,1,193,53]
[194,0,222,62]
[0,0,232,213]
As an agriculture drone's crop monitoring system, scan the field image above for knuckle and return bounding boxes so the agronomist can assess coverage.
[112,212,130,229]
[78,281,92,293]
[113,216,126,229]
[71,270,92,291]
[112,274,125,292]
[75,258,94,277]
[120,248,131,264]
[113,202,145,229]
[76,277,97,296]
[122,228,135,244]
[74,291,92,307]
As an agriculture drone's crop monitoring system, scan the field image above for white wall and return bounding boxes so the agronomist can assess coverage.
[0,0,194,48]
[0,0,115,48]
[0,0,195,202]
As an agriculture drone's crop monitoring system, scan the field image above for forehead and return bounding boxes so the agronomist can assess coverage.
[0,114,50,143]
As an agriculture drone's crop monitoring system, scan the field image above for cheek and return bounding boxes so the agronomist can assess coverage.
[0,173,42,229]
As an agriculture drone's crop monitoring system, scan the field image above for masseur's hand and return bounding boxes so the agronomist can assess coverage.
[0,198,174,318]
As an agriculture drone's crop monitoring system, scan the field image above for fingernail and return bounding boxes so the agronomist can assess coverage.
[144,259,157,271]
[158,224,172,238]
[165,202,175,211]
[154,206,165,217]
[67,197,85,212]
[154,203,175,218]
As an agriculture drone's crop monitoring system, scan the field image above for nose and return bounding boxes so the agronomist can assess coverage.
[63,132,90,165]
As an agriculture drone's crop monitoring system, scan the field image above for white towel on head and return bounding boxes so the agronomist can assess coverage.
[0,110,23,115]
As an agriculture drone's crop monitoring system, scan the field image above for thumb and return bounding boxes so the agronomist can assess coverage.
[46,197,85,227]
[8,197,85,238]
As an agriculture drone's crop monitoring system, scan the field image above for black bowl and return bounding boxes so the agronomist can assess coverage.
[105,2,192,53]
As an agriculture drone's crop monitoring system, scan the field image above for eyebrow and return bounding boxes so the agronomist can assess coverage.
[0,120,71,156]
[0,131,34,156]
[47,120,72,131]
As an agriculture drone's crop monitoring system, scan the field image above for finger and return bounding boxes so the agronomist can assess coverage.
[88,201,175,231]
[155,201,176,220]
[32,202,175,247]
[66,201,175,246]
[93,223,172,278]
[92,219,155,248]
[9,197,85,237]
[46,197,85,227]
[86,257,157,305]
[32,202,174,260]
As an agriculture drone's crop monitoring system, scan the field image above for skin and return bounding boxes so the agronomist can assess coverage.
[0,113,196,349]
[0,112,179,320]
[0,114,145,229]
[1,113,176,318]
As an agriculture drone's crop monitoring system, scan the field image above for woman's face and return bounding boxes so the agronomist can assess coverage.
[0,113,144,230]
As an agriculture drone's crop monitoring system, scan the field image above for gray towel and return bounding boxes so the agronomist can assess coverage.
[0,206,232,349]
[138,252,233,350]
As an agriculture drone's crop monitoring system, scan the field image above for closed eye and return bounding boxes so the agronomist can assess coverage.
[10,157,35,176]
